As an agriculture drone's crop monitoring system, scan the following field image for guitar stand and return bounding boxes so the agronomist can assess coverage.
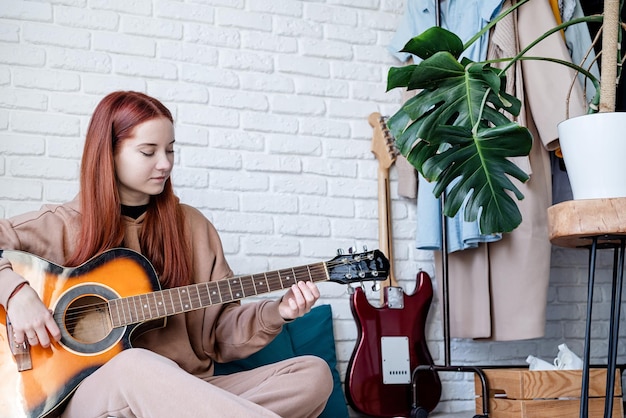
[411,366,489,418]
[410,193,490,418]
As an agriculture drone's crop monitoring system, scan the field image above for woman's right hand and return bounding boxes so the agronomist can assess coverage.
[7,285,61,348]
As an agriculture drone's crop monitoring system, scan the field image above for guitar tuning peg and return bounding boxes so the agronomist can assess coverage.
[348,247,354,254]
[362,245,368,252]
[346,285,355,295]
[371,282,380,292]
[336,248,344,255]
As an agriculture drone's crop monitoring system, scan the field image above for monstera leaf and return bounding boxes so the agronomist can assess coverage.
[386,26,532,234]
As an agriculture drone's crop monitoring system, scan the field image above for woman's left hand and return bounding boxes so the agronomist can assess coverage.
[278,281,320,320]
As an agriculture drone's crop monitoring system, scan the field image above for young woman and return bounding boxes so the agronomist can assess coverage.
[0,91,333,417]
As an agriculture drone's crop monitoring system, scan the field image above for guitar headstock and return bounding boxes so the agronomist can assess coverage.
[327,249,389,285]
[369,112,398,169]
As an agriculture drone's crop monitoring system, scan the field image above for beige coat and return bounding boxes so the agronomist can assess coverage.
[435,0,587,340]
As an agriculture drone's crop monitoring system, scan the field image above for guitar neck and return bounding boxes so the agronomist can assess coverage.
[368,112,398,290]
[108,262,329,328]
[378,165,397,288]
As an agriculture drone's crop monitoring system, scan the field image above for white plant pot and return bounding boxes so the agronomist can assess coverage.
[558,112,626,200]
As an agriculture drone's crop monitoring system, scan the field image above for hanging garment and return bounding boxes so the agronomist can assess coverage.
[388,0,506,252]
[437,0,588,340]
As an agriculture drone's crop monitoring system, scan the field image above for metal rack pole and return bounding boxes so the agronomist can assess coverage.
[440,195,451,367]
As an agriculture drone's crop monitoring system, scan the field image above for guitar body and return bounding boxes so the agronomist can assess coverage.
[0,248,161,418]
[345,270,441,417]
[347,113,440,416]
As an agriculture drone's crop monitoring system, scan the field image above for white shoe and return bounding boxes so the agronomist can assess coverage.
[554,343,583,370]
[527,355,557,370]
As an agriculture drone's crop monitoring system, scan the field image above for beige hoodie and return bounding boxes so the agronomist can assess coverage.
[0,196,286,379]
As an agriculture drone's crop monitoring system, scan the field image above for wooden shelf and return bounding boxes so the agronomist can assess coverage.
[548,198,626,248]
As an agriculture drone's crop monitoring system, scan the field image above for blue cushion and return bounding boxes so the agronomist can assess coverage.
[212,328,295,374]
[213,305,348,418]
[286,304,349,418]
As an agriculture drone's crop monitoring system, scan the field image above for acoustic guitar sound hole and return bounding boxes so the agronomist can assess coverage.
[65,295,113,344]
[55,283,124,354]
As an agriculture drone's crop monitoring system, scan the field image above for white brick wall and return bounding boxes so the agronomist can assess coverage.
[0,1,622,415]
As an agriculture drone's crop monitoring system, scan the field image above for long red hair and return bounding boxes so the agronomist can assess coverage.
[67,91,192,288]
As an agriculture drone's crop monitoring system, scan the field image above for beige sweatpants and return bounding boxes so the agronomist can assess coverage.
[61,348,333,418]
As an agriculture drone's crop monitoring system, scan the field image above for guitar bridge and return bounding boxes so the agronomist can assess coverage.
[380,336,410,384]
[7,318,32,371]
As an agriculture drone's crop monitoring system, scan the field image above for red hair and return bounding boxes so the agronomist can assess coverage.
[67,91,192,288]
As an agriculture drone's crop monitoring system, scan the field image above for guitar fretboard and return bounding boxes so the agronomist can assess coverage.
[108,262,329,328]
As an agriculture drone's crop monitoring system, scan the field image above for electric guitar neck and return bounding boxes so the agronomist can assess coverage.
[369,112,399,293]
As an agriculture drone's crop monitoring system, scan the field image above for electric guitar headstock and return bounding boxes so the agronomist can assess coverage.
[368,112,398,170]
[326,249,389,285]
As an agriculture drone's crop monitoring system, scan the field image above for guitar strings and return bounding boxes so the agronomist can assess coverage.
[55,271,387,328]
[52,256,387,332]
[54,270,333,328]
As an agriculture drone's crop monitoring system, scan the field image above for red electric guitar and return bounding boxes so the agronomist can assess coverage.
[0,247,389,418]
[345,113,441,416]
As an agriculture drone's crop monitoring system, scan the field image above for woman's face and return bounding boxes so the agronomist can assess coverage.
[114,117,175,206]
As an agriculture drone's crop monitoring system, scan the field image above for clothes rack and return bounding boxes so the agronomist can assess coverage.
[411,2,626,417]
[409,2,490,416]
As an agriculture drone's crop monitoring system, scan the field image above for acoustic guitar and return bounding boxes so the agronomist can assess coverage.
[344,113,441,417]
[0,247,389,418]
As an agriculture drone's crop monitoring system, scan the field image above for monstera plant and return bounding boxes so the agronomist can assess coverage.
[386,0,610,234]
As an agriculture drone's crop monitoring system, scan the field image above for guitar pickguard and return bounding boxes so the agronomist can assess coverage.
[381,336,411,384]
